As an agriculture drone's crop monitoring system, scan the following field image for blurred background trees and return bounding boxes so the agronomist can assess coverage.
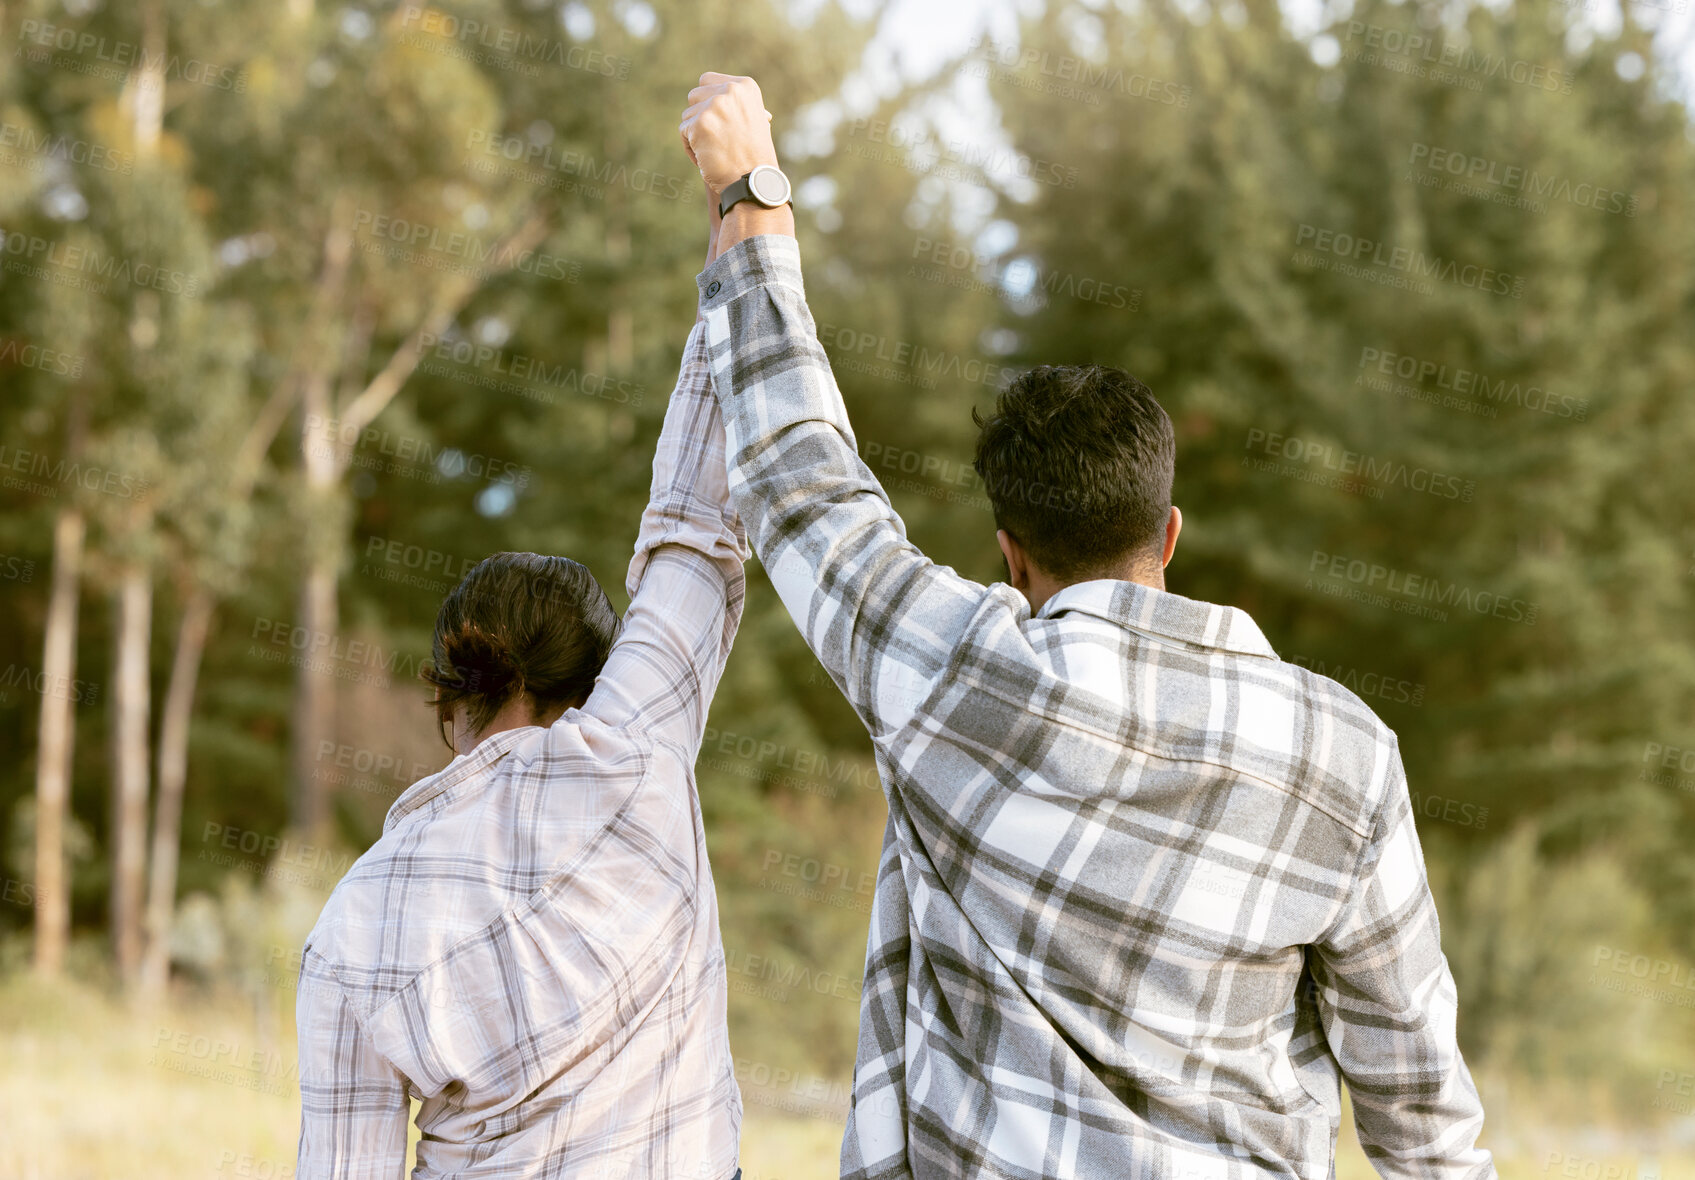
[1,0,1692,1168]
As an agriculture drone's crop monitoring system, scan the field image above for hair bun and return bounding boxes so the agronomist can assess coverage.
[430,624,524,702]
[424,552,620,748]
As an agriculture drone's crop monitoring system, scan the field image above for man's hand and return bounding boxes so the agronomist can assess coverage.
[679,73,779,195]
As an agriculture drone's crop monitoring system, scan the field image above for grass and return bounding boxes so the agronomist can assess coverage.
[3,967,1689,1179]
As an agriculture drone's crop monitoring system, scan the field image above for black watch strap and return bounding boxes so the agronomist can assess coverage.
[718,173,757,219]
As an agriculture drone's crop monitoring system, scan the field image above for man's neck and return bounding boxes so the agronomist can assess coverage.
[1026,564,1165,613]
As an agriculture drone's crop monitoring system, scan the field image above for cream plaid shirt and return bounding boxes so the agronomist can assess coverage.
[698,235,1494,1180]
[296,322,747,1179]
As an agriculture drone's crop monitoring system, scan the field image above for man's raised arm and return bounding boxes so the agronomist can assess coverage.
[680,73,991,740]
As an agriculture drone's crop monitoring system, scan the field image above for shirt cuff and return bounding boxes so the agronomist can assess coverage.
[697,234,805,314]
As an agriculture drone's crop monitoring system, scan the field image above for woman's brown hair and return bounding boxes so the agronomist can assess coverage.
[421,552,620,749]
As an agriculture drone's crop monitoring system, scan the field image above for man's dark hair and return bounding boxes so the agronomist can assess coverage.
[421,552,620,747]
[972,365,1175,582]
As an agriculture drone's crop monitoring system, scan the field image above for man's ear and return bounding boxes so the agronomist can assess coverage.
[1161,505,1182,569]
[997,528,1030,590]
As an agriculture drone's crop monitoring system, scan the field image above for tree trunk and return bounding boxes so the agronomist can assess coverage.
[109,568,153,988]
[137,586,214,1000]
[119,0,165,156]
[289,549,339,836]
[32,507,85,979]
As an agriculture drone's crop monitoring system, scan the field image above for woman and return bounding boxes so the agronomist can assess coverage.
[295,207,746,1179]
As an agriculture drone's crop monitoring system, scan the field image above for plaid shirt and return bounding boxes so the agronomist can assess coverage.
[698,236,1494,1180]
[296,322,747,1180]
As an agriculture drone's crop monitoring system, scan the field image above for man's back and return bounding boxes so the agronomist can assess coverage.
[695,234,1492,1179]
[863,576,1420,1178]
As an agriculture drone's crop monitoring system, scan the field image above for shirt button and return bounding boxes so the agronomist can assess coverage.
[705,280,721,298]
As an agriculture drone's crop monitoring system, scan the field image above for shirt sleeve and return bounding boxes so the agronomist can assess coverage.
[1310,744,1496,1179]
[580,319,750,754]
[695,235,991,742]
[296,949,410,1180]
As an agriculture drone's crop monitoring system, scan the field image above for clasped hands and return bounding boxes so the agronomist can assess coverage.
[679,72,790,266]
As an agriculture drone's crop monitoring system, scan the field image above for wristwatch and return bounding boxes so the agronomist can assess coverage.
[719,164,792,218]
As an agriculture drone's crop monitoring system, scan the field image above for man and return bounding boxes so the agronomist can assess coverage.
[295,189,747,1178]
[680,74,1494,1179]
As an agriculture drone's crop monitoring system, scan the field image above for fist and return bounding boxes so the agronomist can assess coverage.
[679,72,778,194]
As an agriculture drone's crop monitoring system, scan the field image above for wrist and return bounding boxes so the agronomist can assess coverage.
[715,201,795,253]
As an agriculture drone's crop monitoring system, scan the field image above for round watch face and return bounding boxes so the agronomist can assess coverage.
[748,165,791,207]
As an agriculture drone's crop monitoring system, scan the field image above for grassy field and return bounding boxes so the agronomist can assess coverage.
[2,967,1686,1179]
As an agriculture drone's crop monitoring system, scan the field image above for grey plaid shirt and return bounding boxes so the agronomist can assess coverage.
[296,322,747,1179]
[698,236,1493,1180]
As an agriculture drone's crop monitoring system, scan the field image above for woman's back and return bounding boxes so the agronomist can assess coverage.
[299,715,740,1179]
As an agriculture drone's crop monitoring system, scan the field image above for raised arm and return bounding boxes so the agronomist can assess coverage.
[579,199,749,756]
[1310,746,1495,1178]
[680,74,990,741]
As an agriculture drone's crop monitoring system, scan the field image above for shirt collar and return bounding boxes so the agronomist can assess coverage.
[1035,579,1279,659]
[383,726,532,834]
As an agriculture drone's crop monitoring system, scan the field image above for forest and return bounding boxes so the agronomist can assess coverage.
[1,0,1692,1174]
